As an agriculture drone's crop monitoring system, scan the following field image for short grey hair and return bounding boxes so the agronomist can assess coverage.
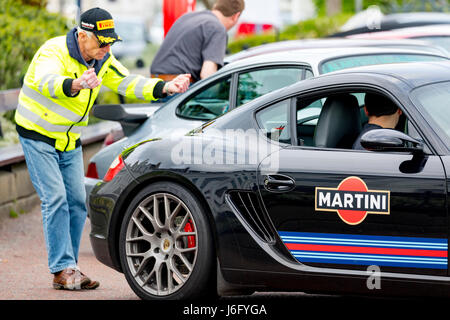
[77,26,94,38]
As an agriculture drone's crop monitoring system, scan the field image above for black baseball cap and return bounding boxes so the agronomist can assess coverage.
[79,7,122,45]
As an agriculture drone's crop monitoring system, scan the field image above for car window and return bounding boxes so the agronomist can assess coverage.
[320,53,447,74]
[296,92,411,149]
[412,81,450,147]
[405,120,422,140]
[256,100,291,144]
[237,68,303,107]
[295,92,364,143]
[296,99,322,146]
[305,69,314,79]
[177,76,231,120]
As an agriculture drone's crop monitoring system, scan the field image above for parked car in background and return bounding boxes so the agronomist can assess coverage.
[111,16,150,68]
[89,60,450,300]
[148,12,164,46]
[85,47,448,204]
[330,11,450,38]
[225,38,449,63]
[347,24,450,54]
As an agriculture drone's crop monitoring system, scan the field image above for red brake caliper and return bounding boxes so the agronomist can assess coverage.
[184,219,196,248]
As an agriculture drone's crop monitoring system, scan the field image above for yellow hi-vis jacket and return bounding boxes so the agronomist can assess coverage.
[15,28,163,151]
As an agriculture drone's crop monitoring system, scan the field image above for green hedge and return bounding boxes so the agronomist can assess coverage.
[0,0,69,90]
[313,0,393,16]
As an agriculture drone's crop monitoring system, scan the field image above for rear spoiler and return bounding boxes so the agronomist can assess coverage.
[93,103,163,136]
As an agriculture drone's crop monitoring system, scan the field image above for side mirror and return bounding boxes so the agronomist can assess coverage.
[360,128,423,153]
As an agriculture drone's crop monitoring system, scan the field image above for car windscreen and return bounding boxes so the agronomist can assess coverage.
[320,53,447,74]
[411,81,450,148]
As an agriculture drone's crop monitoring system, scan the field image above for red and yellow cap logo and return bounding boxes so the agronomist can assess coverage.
[315,176,390,225]
[97,19,114,30]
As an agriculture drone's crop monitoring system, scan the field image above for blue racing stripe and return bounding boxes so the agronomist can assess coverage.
[278,231,448,245]
[279,231,448,269]
[293,253,447,269]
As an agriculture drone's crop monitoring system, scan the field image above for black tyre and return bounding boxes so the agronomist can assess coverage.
[119,181,215,300]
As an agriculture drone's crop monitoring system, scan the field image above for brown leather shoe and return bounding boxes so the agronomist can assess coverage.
[79,271,100,290]
[53,268,90,290]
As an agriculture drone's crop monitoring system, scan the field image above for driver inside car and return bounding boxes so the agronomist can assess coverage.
[353,93,403,150]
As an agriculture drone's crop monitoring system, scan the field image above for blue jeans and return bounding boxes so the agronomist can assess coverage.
[19,136,87,274]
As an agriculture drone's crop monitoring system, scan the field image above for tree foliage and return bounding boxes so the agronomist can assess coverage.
[18,0,48,7]
[0,0,69,89]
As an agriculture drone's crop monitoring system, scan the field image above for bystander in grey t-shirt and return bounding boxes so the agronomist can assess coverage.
[150,10,227,82]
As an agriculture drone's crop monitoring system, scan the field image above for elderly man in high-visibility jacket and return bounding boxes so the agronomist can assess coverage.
[15,7,191,291]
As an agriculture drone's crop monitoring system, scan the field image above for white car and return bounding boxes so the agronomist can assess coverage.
[347,24,450,54]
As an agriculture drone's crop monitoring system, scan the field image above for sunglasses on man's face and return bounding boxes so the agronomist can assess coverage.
[95,37,113,48]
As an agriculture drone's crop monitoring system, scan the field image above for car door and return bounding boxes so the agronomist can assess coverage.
[256,91,448,277]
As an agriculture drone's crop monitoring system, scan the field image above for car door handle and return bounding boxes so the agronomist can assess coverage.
[264,175,295,192]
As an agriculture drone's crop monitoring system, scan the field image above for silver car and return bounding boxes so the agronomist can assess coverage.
[85,46,448,201]
[225,38,449,63]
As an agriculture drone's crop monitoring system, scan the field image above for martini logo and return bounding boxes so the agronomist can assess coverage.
[315,176,390,225]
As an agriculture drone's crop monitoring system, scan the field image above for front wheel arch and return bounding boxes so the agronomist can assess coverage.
[116,179,218,299]
[110,173,219,273]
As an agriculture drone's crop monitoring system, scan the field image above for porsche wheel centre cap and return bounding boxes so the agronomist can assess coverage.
[161,238,172,252]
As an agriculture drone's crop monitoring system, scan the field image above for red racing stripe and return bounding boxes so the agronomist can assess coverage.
[285,243,447,257]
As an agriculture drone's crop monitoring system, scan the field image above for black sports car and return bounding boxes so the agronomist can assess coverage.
[89,61,450,300]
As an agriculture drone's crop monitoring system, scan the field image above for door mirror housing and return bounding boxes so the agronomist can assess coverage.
[360,128,424,153]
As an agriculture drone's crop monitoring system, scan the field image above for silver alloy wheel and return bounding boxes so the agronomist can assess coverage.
[125,192,198,296]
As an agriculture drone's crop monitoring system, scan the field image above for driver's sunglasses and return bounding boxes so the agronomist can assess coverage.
[96,37,113,48]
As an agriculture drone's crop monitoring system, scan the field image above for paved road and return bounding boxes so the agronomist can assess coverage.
[0,204,333,302]
[0,205,138,300]
[0,205,325,302]
[0,204,423,308]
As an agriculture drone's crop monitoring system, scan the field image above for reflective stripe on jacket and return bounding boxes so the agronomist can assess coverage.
[15,28,163,151]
